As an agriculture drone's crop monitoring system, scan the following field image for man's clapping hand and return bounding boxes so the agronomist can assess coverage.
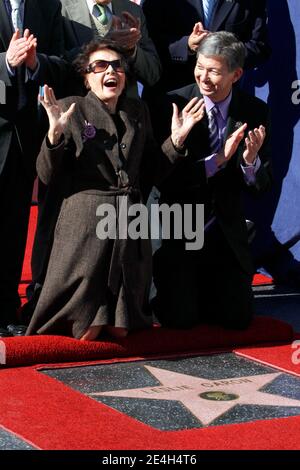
[6,29,37,69]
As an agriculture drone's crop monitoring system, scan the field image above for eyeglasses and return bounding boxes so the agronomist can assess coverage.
[85,59,125,74]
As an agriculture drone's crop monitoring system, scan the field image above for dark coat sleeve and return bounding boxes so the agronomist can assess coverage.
[238,0,271,69]
[29,2,81,98]
[36,97,76,185]
[138,100,187,201]
[142,0,191,65]
[234,96,272,195]
[37,137,67,185]
[127,4,162,87]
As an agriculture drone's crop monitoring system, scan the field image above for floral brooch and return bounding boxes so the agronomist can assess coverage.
[82,120,96,142]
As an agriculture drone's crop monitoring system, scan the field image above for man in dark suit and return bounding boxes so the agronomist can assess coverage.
[151,32,272,329]
[0,0,67,333]
[60,0,161,97]
[142,0,271,93]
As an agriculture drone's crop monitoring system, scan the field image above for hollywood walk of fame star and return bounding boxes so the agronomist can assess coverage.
[89,366,300,425]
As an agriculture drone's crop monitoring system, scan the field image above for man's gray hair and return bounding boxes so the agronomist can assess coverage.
[197,31,246,71]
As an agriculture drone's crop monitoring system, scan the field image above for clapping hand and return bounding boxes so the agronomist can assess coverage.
[216,123,266,167]
[39,84,75,145]
[188,22,209,53]
[109,11,141,53]
[243,126,266,165]
[216,122,247,167]
[6,29,36,69]
[171,97,205,149]
[23,29,37,70]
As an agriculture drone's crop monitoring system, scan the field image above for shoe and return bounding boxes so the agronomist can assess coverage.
[0,327,12,337]
[19,299,37,325]
[6,324,27,336]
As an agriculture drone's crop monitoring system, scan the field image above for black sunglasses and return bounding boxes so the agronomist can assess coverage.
[85,59,125,74]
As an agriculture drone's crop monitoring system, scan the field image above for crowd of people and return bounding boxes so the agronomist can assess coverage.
[0,0,271,339]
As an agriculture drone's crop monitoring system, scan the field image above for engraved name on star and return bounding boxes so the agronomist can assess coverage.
[89,366,300,425]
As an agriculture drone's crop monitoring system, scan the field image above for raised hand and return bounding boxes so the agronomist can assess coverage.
[6,30,29,68]
[120,11,140,29]
[216,123,247,167]
[188,22,209,53]
[39,85,75,145]
[108,11,141,52]
[243,125,266,165]
[23,29,38,71]
[171,97,205,149]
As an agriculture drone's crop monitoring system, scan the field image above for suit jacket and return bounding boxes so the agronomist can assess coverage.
[142,0,271,92]
[60,0,161,98]
[155,83,272,274]
[0,0,66,176]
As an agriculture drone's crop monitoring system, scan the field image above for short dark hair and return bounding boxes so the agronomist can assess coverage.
[197,31,246,71]
[74,39,130,77]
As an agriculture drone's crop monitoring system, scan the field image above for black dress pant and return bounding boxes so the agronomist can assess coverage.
[22,174,66,326]
[0,137,34,325]
[153,222,254,330]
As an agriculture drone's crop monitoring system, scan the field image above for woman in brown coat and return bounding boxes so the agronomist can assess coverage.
[26,39,204,340]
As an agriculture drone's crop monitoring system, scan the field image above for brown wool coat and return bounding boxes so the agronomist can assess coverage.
[26,91,182,338]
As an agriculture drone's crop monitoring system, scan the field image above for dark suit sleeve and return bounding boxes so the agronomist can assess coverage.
[128,5,161,87]
[168,36,190,63]
[242,0,271,69]
[237,104,272,195]
[27,0,80,98]
[32,54,81,98]
[44,0,65,56]
[139,100,187,200]
[246,108,272,194]
[142,0,190,64]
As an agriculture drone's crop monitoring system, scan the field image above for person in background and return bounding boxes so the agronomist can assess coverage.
[23,0,162,319]
[61,0,161,98]
[0,0,68,337]
[141,0,271,305]
[151,32,272,330]
[142,0,271,95]
[26,39,205,340]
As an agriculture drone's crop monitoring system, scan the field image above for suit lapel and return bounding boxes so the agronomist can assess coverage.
[186,0,204,19]
[0,1,13,50]
[188,83,202,100]
[210,0,235,31]
[64,0,93,44]
[111,0,125,17]
[224,88,242,139]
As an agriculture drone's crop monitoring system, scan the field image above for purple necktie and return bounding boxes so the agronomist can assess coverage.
[207,106,220,153]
